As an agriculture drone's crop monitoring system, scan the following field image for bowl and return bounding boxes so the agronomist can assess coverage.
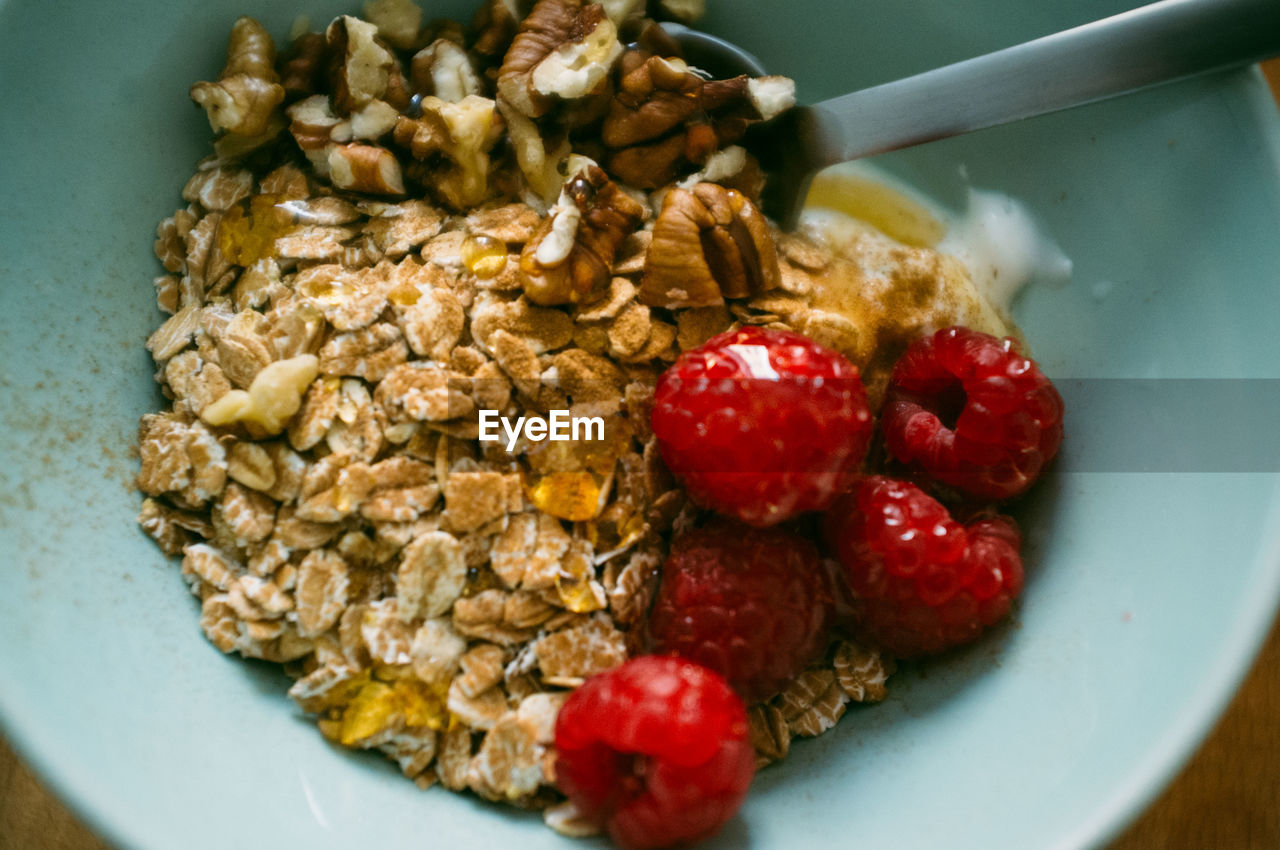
[2,1,1279,848]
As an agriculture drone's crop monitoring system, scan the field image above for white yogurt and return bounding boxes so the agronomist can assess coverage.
[802,161,1072,313]
[938,188,1073,311]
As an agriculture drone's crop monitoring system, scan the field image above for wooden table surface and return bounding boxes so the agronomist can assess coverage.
[4,59,1280,850]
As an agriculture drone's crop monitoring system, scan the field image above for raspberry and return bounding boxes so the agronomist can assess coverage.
[824,476,1024,658]
[554,656,755,849]
[647,521,833,701]
[651,326,872,526]
[882,326,1063,500]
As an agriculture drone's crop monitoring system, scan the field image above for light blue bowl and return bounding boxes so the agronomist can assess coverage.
[2,1,1279,848]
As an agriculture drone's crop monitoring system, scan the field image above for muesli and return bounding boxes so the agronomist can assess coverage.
[136,1,1062,846]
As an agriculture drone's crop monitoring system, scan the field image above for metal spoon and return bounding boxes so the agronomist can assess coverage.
[665,0,1280,229]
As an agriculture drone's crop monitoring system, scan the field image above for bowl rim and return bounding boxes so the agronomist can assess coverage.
[2,54,1280,850]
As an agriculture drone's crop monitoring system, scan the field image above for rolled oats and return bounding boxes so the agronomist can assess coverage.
[467,712,544,801]
[748,703,791,768]
[410,618,467,682]
[396,530,466,620]
[833,640,894,703]
[446,678,508,730]
[294,549,350,637]
[533,615,627,685]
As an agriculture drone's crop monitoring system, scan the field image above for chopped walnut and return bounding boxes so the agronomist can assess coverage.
[497,0,622,119]
[603,55,794,188]
[326,15,398,112]
[640,182,780,308]
[499,102,572,206]
[189,17,285,138]
[411,39,484,102]
[392,95,504,210]
[200,354,320,436]
[519,162,645,305]
[327,143,406,195]
[280,31,328,100]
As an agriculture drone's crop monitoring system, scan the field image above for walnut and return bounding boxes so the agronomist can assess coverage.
[410,39,484,103]
[327,143,406,195]
[470,0,524,61]
[347,99,402,140]
[287,95,343,172]
[519,162,645,305]
[603,55,794,188]
[280,32,328,100]
[326,15,398,113]
[200,354,320,437]
[393,96,504,210]
[498,102,571,206]
[190,17,285,138]
[497,0,622,119]
[639,182,780,308]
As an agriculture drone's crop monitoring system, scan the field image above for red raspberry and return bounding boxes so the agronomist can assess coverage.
[882,326,1063,500]
[554,656,755,849]
[647,521,833,701]
[651,326,872,527]
[824,476,1023,658]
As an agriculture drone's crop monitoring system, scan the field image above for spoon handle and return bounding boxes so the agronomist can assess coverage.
[770,0,1280,226]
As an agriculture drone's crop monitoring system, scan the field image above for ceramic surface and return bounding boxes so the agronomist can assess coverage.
[2,1,1278,848]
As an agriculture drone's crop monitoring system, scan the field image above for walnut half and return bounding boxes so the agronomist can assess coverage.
[639,182,780,308]
[519,161,646,305]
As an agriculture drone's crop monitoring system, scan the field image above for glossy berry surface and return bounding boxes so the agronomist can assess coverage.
[554,656,755,849]
[651,326,873,526]
[824,476,1024,658]
[647,521,833,701]
[882,325,1063,500]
